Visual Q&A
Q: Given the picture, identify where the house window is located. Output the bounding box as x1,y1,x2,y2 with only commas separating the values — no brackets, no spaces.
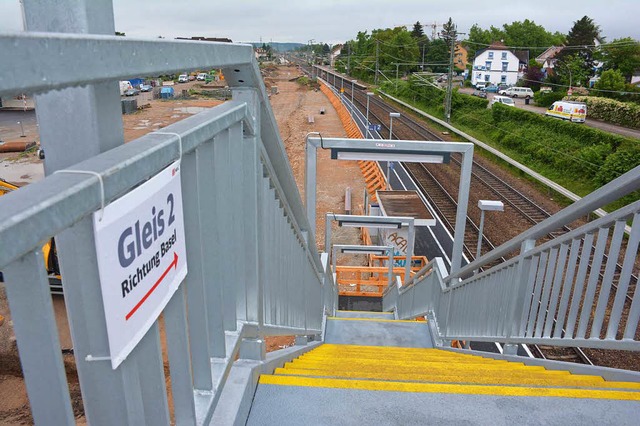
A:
501,52,507,60
501,75,507,83
477,73,482,80
484,75,490,82
502,62,508,71
488,52,494,59
485,61,492,70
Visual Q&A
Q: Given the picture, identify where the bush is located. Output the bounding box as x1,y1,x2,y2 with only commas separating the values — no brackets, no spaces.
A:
534,90,566,107
595,144,640,185
568,96,640,129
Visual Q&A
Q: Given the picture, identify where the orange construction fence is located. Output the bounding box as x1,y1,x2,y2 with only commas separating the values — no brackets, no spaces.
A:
318,81,386,200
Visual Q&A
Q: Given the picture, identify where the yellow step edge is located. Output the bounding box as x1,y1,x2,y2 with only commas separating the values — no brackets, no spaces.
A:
272,369,635,389
290,358,527,369
258,375,640,401
276,368,580,381
336,310,395,314
300,353,511,362
326,317,425,324
315,344,458,352
282,365,570,377
298,357,512,366
286,361,540,373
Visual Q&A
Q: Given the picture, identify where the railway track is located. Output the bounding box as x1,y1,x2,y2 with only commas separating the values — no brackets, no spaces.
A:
314,67,640,366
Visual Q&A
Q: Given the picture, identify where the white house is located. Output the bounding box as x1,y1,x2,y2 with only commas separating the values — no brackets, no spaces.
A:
330,44,343,68
471,41,528,87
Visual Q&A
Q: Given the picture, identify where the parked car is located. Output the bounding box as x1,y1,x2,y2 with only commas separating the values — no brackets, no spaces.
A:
539,86,553,93
178,74,188,83
472,90,487,99
475,81,487,89
545,101,587,123
499,87,534,98
490,95,516,107
482,85,499,93
196,73,208,81
139,84,152,92
124,88,139,96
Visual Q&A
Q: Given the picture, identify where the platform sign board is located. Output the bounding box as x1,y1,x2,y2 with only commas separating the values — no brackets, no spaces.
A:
93,161,187,369
368,124,382,131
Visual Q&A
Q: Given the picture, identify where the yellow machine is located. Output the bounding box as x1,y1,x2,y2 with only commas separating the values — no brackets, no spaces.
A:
0,179,62,293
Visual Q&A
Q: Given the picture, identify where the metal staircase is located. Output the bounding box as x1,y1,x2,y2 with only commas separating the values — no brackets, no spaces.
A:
1,2,639,425
249,312,640,425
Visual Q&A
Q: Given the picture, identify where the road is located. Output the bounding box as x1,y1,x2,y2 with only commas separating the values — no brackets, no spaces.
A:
458,87,640,140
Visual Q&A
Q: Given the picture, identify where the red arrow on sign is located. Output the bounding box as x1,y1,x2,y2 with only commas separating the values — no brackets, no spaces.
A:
125,252,178,321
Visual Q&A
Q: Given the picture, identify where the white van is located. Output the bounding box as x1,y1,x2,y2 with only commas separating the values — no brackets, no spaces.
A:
498,87,534,98
490,95,515,107
545,101,587,123
178,74,188,83
196,73,208,81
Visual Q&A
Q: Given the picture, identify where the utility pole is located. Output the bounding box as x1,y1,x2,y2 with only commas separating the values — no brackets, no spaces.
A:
444,33,455,123
442,18,459,124
375,39,379,85
347,43,351,76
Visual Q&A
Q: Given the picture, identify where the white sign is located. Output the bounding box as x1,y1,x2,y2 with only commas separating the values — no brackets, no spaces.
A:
93,161,187,369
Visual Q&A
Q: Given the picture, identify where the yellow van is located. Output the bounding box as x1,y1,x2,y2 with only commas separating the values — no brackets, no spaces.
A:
545,101,587,123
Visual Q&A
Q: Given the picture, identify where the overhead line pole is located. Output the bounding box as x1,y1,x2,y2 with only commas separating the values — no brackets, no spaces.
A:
375,39,380,85
444,31,456,123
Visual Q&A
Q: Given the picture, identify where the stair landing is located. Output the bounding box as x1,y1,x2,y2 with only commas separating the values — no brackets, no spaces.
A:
324,313,431,348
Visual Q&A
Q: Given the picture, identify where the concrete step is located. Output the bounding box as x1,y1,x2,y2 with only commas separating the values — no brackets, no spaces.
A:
324,317,432,348
334,310,395,319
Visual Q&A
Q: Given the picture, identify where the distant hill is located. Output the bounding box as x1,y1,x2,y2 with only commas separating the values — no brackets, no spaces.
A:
244,42,304,52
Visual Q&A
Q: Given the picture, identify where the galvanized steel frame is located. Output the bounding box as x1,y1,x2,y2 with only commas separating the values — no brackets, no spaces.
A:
0,3,331,424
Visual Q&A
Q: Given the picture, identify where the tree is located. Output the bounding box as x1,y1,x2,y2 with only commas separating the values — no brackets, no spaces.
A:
411,22,425,40
554,54,591,88
523,61,544,90
594,69,626,96
561,16,602,77
600,37,640,82
501,20,565,56
424,39,449,72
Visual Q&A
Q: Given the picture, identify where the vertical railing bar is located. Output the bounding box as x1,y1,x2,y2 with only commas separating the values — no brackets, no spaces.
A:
565,232,595,338
613,213,640,339
198,139,226,358
214,127,237,331
519,254,540,336
543,243,569,338
591,219,626,338
232,126,247,324
577,227,610,339
526,251,548,337
164,286,197,425
136,322,171,425
3,250,75,426
624,274,640,340
181,149,213,391
554,238,582,338
535,247,559,338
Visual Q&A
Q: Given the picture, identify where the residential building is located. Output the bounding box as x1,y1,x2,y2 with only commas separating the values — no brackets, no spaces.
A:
454,42,468,71
535,46,564,74
471,41,529,87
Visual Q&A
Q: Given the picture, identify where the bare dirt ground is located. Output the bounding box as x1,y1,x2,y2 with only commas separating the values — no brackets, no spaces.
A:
0,65,367,423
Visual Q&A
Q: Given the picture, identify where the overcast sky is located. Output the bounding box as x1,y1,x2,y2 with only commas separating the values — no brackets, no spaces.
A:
1,0,638,45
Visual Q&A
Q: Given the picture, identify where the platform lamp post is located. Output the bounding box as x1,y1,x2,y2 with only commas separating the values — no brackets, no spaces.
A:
365,92,374,138
476,200,504,259
387,112,401,189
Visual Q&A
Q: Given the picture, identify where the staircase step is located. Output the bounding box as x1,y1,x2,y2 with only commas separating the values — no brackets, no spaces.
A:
259,375,640,401
335,310,395,319
274,368,640,390
285,360,542,373
324,318,432,348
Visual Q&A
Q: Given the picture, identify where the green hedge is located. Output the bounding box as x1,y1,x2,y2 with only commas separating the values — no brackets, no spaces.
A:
533,90,566,107
568,96,640,129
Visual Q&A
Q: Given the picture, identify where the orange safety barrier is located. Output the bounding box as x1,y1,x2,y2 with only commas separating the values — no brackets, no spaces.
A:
335,265,413,297
318,81,387,200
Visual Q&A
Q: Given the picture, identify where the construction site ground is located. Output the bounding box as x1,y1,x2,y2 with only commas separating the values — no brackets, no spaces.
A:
0,66,367,423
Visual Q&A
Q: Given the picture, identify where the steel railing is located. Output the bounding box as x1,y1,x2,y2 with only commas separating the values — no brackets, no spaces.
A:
0,14,333,426
385,165,640,352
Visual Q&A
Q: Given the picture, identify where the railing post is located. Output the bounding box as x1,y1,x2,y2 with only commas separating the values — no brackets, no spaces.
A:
233,87,266,358
3,251,75,425
21,2,168,423
504,238,536,353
